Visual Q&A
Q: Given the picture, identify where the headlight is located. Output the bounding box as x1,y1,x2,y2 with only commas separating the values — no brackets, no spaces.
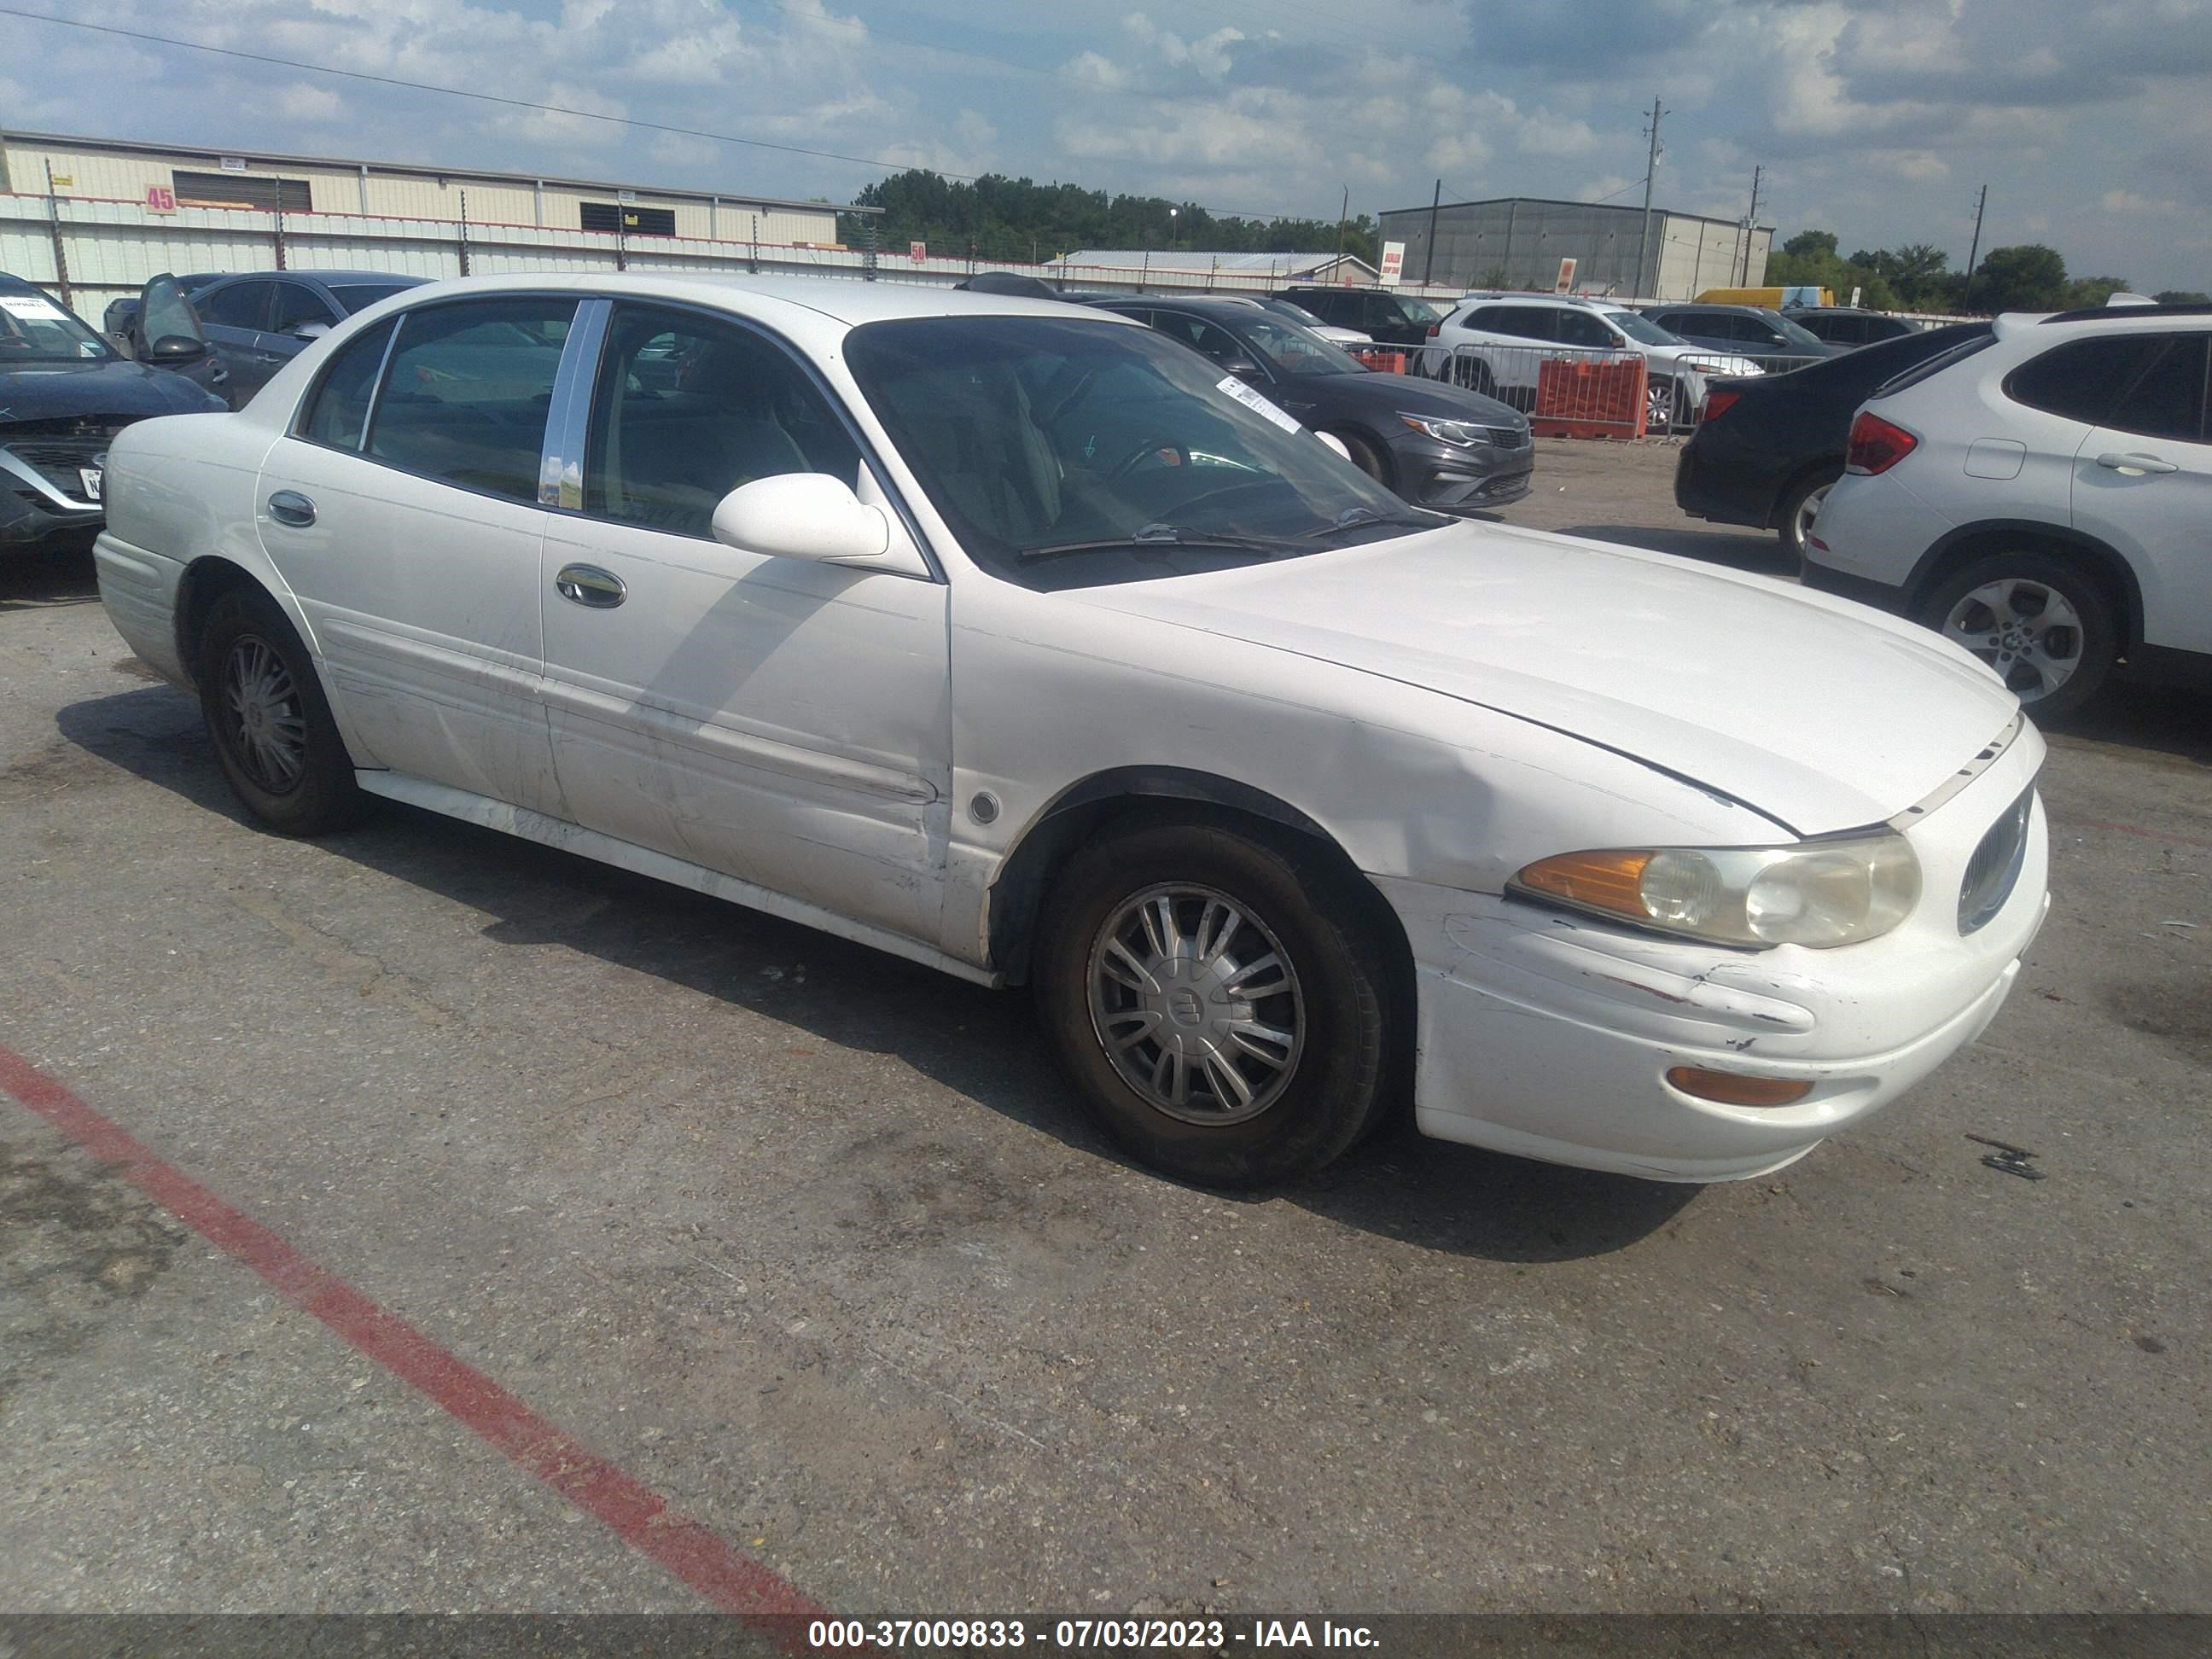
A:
1511,830,1921,949
1400,413,1491,448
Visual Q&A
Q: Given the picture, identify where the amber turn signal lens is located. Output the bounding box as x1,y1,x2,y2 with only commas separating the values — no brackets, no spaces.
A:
1665,1067,1815,1108
1515,849,1652,918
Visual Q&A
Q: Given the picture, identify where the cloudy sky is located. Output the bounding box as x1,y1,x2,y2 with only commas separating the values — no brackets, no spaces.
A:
3,0,2207,288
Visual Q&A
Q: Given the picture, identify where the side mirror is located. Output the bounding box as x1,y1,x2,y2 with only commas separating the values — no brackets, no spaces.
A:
1314,431,1352,462
1220,358,1264,381
288,320,332,344
712,473,889,564
147,334,208,363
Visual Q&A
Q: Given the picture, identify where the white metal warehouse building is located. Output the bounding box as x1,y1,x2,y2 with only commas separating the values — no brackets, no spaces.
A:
1377,196,1773,301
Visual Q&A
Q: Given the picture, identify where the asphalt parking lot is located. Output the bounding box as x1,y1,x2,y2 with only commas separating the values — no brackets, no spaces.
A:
3,437,2208,1618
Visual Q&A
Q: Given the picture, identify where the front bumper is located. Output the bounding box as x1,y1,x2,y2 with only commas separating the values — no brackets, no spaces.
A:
1375,722,2050,1182
1391,433,1534,513
1,478,103,555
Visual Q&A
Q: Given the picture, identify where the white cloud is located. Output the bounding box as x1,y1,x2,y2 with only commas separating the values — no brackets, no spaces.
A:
274,82,343,122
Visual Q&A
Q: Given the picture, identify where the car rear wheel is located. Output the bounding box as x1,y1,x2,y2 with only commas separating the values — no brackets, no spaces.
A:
1917,552,2118,722
1034,817,1400,1187
197,587,372,835
1776,468,1842,563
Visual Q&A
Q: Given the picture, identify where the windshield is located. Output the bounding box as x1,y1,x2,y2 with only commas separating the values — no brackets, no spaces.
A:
846,316,1424,588
1237,313,1362,377
1604,310,1682,346
329,282,415,315
0,289,115,363
1398,296,1445,325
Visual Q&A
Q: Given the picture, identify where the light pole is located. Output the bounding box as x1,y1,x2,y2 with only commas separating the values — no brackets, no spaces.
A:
1168,206,1178,252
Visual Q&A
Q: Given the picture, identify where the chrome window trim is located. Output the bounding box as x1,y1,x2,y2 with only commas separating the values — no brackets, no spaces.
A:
0,444,105,514
541,296,613,509
289,312,405,455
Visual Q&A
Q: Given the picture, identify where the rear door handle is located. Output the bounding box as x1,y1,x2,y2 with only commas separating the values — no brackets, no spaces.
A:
2095,451,2180,474
266,491,315,527
555,563,626,608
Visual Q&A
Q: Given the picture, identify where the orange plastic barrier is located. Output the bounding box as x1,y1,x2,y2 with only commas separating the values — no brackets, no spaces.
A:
1348,347,1406,375
1532,358,1647,439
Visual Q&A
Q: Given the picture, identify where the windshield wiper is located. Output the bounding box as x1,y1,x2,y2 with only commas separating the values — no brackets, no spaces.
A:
1299,504,1447,540
1018,522,1301,562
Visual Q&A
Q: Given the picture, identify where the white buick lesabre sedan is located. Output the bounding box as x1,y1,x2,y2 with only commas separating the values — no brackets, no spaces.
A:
94,274,2049,1188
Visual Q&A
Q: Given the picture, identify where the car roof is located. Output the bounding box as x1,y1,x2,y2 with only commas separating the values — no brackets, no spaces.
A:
1089,294,1256,317
1995,304,2212,340
2031,300,2212,327
1649,302,1773,315
201,269,431,288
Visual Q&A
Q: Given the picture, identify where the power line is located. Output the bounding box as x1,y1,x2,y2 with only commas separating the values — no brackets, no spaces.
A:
0,3,1330,224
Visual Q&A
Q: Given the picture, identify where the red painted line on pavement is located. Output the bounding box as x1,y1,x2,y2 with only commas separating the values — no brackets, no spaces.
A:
0,1045,824,1635
2057,817,2212,853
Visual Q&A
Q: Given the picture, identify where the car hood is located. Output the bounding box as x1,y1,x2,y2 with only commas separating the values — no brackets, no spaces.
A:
1062,523,2017,835
1648,343,1763,375
1297,367,1526,428
0,357,220,422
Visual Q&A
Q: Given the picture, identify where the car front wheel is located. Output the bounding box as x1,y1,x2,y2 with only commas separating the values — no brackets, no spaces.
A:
197,586,372,835
1035,817,1400,1187
1918,551,2118,721
1647,376,1681,433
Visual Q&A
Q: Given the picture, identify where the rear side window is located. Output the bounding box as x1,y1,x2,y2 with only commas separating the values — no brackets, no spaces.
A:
366,299,575,502
1470,306,1555,340
197,281,272,331
2105,336,2209,442
1870,332,1997,398
267,282,334,335
299,317,397,451
2002,336,2167,424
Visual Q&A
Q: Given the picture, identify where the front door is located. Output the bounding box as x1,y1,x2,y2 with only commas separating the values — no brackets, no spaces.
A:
538,300,953,945
2072,332,2212,656
255,295,577,813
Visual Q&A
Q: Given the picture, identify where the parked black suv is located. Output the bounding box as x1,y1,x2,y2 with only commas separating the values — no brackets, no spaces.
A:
1274,286,1446,348
1782,306,1922,348
1091,294,1534,512
2,273,228,558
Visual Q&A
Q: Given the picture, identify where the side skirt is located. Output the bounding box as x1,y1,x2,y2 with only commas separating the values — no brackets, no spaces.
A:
355,770,1004,989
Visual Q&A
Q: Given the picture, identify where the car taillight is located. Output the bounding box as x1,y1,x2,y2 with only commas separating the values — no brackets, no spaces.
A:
1426,323,1440,338
1846,410,1918,475
1703,388,1742,422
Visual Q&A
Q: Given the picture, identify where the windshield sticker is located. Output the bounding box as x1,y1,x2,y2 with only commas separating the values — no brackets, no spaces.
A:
1216,375,1303,434
1,294,70,322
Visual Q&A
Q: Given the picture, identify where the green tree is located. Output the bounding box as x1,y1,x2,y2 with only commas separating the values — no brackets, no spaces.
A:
1969,245,2069,311
2155,288,2211,304
2060,275,2133,309
1782,229,1838,259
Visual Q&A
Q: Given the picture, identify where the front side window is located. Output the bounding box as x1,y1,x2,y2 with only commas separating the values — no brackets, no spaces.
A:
2105,335,2209,443
300,318,398,451
329,282,414,316
1604,310,1682,346
1149,313,1250,370
197,282,273,331
845,315,1420,590
585,304,860,537
366,299,574,502
2005,336,2167,426
1557,311,1621,348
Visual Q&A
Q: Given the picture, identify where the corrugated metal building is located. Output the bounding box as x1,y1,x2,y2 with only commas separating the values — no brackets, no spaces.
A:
0,130,852,249
1044,249,1380,288
1377,197,1772,301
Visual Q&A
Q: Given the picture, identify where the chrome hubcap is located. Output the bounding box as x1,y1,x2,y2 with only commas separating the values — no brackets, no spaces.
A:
1086,883,1305,1125
222,634,308,793
1793,483,1829,550
1941,578,2083,701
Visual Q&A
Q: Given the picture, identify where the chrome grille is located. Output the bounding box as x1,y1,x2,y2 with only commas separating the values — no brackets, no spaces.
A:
3,436,108,503
1959,786,2034,935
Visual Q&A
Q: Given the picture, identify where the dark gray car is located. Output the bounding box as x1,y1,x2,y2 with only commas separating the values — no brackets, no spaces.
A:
1090,294,1534,513
118,269,427,406
1639,303,1840,371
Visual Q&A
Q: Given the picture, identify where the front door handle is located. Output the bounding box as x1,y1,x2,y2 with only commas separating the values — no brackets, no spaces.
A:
555,563,626,608
2095,451,2180,474
266,491,315,527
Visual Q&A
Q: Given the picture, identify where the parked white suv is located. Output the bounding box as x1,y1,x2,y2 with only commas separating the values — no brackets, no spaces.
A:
1805,304,2212,719
1427,294,1764,430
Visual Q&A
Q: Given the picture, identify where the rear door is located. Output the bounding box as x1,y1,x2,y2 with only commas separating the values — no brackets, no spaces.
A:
193,279,279,403
2070,332,2212,655
254,295,576,813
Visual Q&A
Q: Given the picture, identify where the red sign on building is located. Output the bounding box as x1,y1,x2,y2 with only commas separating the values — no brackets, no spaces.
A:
911,241,928,265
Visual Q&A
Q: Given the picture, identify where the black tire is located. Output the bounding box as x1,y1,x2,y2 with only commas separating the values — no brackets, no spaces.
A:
1774,466,1842,564
1452,357,1498,399
1332,429,1390,488
197,586,373,835
1914,550,2119,723
1034,816,1400,1188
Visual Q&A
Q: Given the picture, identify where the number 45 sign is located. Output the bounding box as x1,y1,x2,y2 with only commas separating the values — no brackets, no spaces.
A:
145,185,178,214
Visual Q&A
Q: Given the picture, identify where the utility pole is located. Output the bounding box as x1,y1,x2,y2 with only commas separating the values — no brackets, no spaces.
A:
1637,96,1666,300
1421,178,1442,287
1335,183,1348,266
1961,184,1988,312
1738,164,1761,285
